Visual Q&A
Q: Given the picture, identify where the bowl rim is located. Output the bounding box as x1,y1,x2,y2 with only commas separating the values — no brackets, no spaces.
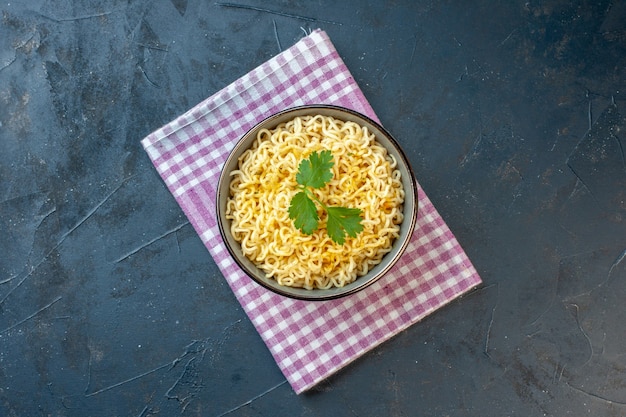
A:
216,104,418,301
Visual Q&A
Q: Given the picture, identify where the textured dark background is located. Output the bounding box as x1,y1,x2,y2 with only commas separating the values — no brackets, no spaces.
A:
1,1,625,416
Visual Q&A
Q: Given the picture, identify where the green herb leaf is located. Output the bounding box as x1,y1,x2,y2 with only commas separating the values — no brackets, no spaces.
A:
289,150,363,244
296,150,334,189
288,191,319,235
326,206,364,245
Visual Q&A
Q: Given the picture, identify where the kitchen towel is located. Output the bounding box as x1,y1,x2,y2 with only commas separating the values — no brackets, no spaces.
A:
141,29,482,394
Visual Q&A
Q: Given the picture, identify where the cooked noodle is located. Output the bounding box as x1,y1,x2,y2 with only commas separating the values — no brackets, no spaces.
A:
225,114,404,289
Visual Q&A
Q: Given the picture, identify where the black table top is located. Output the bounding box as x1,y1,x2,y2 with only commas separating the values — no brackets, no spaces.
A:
2,1,625,416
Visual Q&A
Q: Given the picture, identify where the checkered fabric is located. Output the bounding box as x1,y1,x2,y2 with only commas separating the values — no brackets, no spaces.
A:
141,29,482,394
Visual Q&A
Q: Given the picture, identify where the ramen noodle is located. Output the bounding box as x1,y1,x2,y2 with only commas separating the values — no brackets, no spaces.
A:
225,114,405,289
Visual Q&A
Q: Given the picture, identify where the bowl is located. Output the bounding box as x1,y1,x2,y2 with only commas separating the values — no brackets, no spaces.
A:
216,105,418,301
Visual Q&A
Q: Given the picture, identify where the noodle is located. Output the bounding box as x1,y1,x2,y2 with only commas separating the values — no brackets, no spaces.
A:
225,115,405,290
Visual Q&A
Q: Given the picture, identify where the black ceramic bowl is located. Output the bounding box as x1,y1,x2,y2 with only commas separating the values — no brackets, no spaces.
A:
216,105,418,300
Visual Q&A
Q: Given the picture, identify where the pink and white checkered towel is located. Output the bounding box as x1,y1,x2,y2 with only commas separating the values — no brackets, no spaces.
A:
141,29,482,394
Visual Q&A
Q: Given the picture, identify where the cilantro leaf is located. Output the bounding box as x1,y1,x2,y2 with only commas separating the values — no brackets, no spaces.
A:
289,150,364,244
288,191,319,235
326,206,364,245
296,150,334,189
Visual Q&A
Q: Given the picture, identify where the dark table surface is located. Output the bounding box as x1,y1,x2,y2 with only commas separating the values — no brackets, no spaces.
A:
2,1,625,416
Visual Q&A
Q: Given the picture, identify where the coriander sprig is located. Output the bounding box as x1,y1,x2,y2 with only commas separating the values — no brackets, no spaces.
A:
288,150,363,245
